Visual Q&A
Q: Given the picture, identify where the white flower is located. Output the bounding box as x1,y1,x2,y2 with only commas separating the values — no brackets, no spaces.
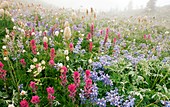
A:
20,90,27,96
66,56,69,61
55,31,59,36
78,31,81,33
89,39,92,42
49,38,51,41
43,36,48,42
30,65,35,69
60,29,63,32
33,58,37,62
58,63,63,68
37,52,40,55
88,59,93,64
37,67,42,73
165,31,169,34
31,32,35,36
2,45,6,49
41,60,45,65
11,18,15,22
27,69,32,72
82,34,84,36
4,57,8,61
8,104,15,107
64,50,69,55
64,21,70,28
13,26,17,30
5,35,9,38
22,50,26,53
21,29,25,34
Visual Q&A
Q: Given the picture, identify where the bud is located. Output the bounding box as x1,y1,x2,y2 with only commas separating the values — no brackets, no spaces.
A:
43,36,48,43
64,27,71,41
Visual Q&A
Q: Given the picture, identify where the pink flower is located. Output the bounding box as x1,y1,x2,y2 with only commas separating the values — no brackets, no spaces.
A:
20,59,26,66
47,94,56,101
100,30,103,35
0,62,4,68
85,70,91,80
73,71,80,87
20,100,29,107
60,66,68,87
50,48,55,60
103,33,108,45
86,33,91,40
29,81,37,93
46,87,55,95
69,43,74,52
49,59,55,66
68,84,76,101
89,41,93,52
43,42,48,51
31,95,40,104
30,39,36,47
90,23,94,36
113,38,117,44
0,69,7,80
84,78,92,98
144,34,147,39
118,32,121,38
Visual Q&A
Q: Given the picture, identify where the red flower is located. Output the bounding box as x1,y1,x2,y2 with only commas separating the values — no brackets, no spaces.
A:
68,84,76,98
84,78,92,98
20,59,26,66
86,33,91,40
47,94,56,101
43,42,48,51
85,70,91,80
29,81,37,93
0,62,4,68
46,87,55,95
20,100,29,107
31,95,40,104
60,66,68,87
0,69,7,80
89,41,93,52
73,71,80,87
113,38,117,44
49,59,55,66
50,48,55,60
69,43,74,52
90,23,94,36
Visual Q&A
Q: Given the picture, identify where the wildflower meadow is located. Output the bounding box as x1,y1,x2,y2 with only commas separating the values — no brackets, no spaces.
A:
0,0,170,107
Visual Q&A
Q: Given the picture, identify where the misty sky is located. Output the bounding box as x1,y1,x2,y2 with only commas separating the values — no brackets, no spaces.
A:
40,0,170,11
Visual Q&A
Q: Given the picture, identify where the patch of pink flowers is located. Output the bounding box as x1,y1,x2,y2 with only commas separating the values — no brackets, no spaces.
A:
0,62,7,80
50,48,55,60
60,66,68,87
46,87,55,106
68,84,76,102
20,99,29,107
29,81,38,93
31,95,40,104
73,71,80,88
30,39,37,55
20,58,26,66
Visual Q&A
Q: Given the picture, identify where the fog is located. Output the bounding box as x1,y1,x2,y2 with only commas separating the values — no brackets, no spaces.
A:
38,0,170,11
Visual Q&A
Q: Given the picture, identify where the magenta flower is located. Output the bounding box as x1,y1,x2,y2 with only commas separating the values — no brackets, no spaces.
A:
20,59,26,66
68,84,76,102
30,39,37,55
50,48,55,60
43,42,48,51
113,37,117,45
49,59,55,66
46,87,55,95
60,66,68,87
89,41,93,52
86,33,91,40
0,69,7,80
29,81,37,93
69,43,74,52
84,78,92,98
31,95,40,104
90,23,94,36
85,70,91,80
73,71,80,87
20,100,29,107
0,61,4,68
47,94,56,101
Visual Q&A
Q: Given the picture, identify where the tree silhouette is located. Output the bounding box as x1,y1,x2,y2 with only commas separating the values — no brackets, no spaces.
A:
146,0,157,12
